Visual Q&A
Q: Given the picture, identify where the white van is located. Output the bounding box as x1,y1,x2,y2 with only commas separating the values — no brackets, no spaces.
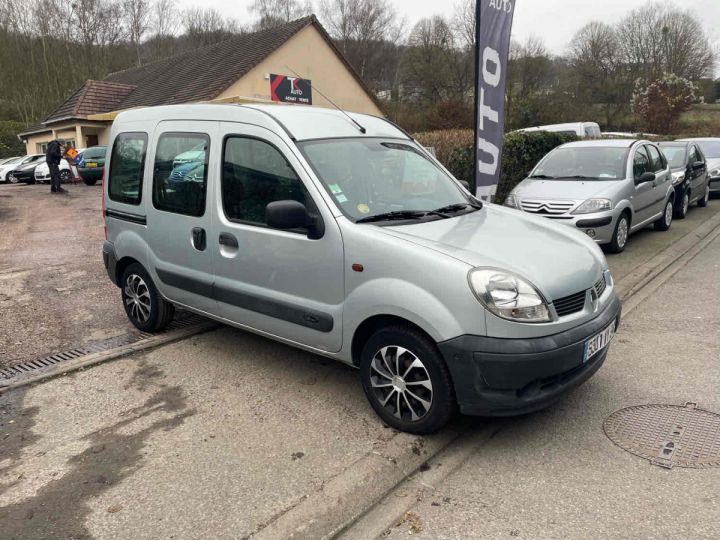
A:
516,122,602,139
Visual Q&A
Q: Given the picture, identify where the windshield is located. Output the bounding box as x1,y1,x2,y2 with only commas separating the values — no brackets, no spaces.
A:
298,138,474,222
695,141,720,159
659,146,687,168
531,146,629,180
83,146,106,159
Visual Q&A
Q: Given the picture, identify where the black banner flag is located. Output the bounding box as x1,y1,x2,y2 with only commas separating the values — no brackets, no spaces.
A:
474,0,516,200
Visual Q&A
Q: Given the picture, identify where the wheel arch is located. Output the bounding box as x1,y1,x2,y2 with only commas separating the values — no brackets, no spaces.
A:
114,256,143,287
351,315,437,367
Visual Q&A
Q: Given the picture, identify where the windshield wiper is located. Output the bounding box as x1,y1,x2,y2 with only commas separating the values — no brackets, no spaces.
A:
557,175,600,180
432,202,483,214
529,174,556,179
356,210,430,224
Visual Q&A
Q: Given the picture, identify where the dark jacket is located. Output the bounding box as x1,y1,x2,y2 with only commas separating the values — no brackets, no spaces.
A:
46,140,61,165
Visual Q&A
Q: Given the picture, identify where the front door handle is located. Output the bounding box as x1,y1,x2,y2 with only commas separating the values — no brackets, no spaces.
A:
219,232,239,249
192,227,206,251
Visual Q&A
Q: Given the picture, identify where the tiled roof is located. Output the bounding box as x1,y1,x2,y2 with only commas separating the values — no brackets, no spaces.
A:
104,16,317,108
44,80,136,123
38,15,381,128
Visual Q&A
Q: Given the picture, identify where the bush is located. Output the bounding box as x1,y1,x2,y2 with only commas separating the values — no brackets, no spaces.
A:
415,129,578,203
0,121,27,158
631,74,699,134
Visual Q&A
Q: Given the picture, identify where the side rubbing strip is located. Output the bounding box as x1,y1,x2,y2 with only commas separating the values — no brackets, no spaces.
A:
214,285,334,333
154,268,333,333
156,269,214,299
105,209,147,225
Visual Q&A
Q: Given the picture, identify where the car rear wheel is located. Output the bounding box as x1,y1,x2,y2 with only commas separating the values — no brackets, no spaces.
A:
360,325,455,434
698,185,710,207
654,199,673,231
674,192,689,219
120,263,175,332
83,177,97,186
60,170,71,183
608,214,629,254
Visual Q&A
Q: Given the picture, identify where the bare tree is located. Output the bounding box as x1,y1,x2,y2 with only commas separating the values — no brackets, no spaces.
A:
152,0,179,37
124,0,150,66
451,0,475,51
183,7,241,47
250,0,312,30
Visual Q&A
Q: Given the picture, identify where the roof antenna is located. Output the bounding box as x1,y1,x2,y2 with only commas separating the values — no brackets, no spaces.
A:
284,65,366,134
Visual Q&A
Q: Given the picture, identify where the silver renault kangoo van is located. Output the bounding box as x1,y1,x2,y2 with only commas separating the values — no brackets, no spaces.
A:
103,104,621,433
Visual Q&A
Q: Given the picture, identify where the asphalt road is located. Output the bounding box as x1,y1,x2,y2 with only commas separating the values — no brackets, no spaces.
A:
0,183,719,539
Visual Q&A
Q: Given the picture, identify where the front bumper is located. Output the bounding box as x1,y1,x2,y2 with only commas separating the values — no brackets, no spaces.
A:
439,294,622,416
709,175,720,193
512,207,618,244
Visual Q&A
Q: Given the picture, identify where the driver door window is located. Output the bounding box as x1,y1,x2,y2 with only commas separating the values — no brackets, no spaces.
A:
633,148,651,180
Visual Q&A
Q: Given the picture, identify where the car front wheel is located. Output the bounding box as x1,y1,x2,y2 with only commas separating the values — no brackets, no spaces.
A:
360,325,455,434
608,214,629,254
698,185,710,207
654,199,673,231
60,170,72,183
120,263,175,332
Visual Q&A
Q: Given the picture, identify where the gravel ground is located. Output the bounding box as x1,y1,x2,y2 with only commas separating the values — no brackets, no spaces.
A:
0,183,131,369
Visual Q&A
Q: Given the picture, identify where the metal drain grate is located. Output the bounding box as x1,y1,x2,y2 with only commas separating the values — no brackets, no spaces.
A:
604,402,720,469
0,312,208,383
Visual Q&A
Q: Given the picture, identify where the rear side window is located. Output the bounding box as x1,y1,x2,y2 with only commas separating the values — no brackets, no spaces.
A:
152,133,209,217
646,145,666,172
108,133,147,205
633,147,651,179
222,136,310,226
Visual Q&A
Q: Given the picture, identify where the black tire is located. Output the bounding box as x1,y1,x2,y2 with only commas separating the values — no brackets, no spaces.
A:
120,263,174,332
697,185,710,207
674,191,689,219
654,199,673,231
607,214,629,254
83,177,97,186
360,325,455,434
60,170,72,183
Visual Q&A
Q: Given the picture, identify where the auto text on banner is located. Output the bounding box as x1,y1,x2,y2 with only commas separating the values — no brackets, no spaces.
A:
474,0,516,201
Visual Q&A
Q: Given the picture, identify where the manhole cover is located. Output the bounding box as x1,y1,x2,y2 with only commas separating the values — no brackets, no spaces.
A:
604,402,720,469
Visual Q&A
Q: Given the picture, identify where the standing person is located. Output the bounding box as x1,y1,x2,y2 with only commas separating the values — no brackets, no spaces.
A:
46,139,67,194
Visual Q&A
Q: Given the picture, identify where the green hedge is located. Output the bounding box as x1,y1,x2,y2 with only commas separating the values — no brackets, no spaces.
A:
415,130,578,203
0,121,27,158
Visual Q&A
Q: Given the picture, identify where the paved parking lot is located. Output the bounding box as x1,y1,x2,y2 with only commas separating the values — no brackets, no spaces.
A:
0,182,718,538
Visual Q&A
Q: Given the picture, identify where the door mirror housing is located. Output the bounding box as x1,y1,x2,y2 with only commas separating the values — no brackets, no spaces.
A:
459,180,470,191
266,200,324,240
635,171,655,185
692,161,705,170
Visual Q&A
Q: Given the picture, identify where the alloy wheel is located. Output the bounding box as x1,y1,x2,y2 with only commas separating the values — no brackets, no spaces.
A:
369,346,433,421
616,217,628,249
682,194,689,216
704,187,710,204
124,273,151,323
8,173,18,184
665,201,673,226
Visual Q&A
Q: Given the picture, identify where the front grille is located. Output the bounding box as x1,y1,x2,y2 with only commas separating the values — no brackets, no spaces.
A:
520,199,575,215
594,275,607,298
553,290,587,317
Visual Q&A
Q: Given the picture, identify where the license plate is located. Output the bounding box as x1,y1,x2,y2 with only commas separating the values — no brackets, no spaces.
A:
583,321,616,362
86,162,97,168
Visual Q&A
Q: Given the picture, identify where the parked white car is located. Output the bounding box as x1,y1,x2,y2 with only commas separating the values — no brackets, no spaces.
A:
516,122,602,139
35,159,73,183
0,156,27,182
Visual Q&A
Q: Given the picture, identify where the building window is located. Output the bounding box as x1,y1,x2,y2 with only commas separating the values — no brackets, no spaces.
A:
152,133,209,217
108,132,148,205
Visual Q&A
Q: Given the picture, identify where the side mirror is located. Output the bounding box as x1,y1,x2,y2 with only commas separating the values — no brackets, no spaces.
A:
266,200,324,240
635,171,655,185
692,161,705,170
459,180,470,191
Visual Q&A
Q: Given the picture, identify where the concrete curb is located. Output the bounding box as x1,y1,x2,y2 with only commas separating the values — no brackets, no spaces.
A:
251,424,468,540
0,321,219,395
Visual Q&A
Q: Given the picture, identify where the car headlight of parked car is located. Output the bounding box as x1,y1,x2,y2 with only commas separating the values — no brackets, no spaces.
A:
504,194,519,209
671,171,685,185
468,268,551,323
710,167,720,177
572,198,612,214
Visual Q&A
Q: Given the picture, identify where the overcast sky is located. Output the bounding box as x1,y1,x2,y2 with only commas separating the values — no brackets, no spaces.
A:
175,0,720,60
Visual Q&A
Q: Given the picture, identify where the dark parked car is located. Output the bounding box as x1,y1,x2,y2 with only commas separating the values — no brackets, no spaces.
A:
8,154,45,184
658,141,710,218
677,138,720,196
77,145,107,186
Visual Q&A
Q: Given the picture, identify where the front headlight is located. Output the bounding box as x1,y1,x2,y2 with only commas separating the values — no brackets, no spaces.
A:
504,194,519,209
572,198,612,214
710,167,720,177
672,172,685,186
468,268,551,323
